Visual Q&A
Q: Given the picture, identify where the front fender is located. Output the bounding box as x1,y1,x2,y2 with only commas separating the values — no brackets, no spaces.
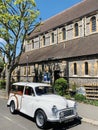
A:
34,102,54,120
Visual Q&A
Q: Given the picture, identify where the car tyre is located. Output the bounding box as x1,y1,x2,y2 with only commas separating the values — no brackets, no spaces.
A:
35,110,47,129
10,101,16,114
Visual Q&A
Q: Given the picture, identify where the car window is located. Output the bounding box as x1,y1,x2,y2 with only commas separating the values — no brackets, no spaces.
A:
24,86,35,96
35,86,53,95
10,85,24,95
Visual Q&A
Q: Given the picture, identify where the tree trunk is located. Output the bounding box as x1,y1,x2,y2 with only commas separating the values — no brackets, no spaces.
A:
6,68,11,97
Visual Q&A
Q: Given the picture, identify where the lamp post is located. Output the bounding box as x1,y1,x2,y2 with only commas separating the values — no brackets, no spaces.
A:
26,55,28,81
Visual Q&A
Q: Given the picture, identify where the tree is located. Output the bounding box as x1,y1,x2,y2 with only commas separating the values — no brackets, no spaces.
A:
0,0,39,96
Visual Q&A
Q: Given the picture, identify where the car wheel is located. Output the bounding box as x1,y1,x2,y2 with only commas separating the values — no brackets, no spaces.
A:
35,110,47,129
10,101,16,114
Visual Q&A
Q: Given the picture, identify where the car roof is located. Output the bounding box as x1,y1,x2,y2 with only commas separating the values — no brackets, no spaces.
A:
12,82,51,88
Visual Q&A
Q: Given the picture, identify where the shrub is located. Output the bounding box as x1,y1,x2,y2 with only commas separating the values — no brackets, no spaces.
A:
54,78,68,96
69,82,78,97
74,94,86,102
65,94,71,99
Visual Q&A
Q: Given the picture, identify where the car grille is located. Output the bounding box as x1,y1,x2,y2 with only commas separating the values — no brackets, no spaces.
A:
64,109,74,116
59,108,75,121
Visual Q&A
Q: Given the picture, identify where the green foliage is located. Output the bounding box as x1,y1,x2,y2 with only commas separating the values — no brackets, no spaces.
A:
0,0,39,41
84,99,98,106
64,94,71,99
74,94,86,102
0,0,39,60
0,80,6,89
14,0,36,6
74,94,98,106
54,78,68,96
0,0,39,92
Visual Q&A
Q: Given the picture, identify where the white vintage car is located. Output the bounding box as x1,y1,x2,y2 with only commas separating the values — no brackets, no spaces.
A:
7,82,79,129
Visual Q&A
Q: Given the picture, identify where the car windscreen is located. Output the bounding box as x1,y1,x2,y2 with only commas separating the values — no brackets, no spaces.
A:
35,86,53,95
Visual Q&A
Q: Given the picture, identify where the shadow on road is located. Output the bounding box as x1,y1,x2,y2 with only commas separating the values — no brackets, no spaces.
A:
19,112,82,130
49,117,82,130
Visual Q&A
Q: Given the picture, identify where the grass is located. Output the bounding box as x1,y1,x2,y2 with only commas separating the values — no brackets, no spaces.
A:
64,94,98,107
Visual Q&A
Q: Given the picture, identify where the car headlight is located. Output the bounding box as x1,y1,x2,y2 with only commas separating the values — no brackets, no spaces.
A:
52,105,58,115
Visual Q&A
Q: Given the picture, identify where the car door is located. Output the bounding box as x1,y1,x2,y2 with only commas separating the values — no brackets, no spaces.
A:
20,86,36,117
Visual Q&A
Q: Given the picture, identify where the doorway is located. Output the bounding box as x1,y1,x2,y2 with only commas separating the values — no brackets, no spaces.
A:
54,70,60,82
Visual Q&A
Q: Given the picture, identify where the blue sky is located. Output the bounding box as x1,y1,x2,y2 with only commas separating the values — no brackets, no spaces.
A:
35,0,82,21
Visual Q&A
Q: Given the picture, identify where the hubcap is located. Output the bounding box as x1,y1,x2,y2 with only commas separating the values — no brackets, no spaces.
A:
36,113,44,126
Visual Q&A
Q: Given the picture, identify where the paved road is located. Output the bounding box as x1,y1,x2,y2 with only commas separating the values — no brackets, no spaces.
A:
0,98,98,130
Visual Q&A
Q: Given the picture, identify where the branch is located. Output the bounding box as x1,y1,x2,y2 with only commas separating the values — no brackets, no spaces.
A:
7,2,18,15
0,47,9,56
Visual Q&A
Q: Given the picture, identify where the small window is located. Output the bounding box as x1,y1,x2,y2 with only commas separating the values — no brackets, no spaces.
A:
62,28,66,40
51,33,54,43
74,23,79,37
24,67,26,75
85,62,88,75
90,16,96,32
74,63,77,75
43,36,45,45
28,66,31,75
32,40,34,49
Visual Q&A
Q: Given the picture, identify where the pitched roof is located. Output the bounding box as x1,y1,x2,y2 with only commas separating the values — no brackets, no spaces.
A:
28,0,98,39
19,33,98,65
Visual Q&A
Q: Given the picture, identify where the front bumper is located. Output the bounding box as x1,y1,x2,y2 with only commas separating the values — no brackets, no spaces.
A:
48,108,78,123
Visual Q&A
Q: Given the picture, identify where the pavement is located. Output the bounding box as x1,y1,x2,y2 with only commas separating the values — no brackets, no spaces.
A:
77,102,98,126
0,90,98,126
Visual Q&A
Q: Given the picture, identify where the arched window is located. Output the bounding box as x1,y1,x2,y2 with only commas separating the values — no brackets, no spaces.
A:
24,67,26,75
62,28,66,40
85,62,88,75
43,36,45,45
74,23,79,37
32,40,34,49
90,16,96,32
74,63,77,75
28,66,31,75
51,33,54,43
